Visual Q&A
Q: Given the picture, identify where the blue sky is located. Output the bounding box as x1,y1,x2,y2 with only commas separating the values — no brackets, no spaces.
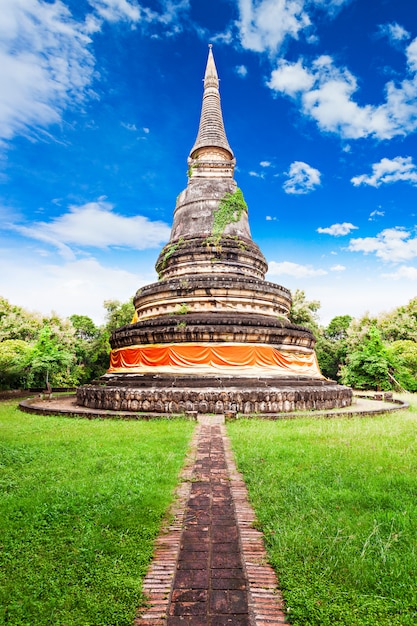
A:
1,0,417,326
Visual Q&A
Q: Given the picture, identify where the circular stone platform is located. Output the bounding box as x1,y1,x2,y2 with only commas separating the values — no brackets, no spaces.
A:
19,393,409,420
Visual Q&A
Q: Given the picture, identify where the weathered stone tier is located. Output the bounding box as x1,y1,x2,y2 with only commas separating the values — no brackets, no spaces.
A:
133,275,291,321
156,236,267,281
168,179,251,245
111,313,314,350
77,378,352,414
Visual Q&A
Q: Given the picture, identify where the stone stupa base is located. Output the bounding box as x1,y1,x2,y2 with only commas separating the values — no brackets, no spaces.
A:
76,374,352,415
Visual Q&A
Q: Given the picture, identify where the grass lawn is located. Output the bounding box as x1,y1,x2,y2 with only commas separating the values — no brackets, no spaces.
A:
227,395,417,626
0,401,194,626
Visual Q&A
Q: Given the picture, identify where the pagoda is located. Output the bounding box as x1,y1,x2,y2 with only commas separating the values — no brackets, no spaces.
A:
77,46,352,414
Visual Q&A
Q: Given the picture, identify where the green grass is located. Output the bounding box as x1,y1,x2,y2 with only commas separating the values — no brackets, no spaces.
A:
0,401,194,626
227,395,417,626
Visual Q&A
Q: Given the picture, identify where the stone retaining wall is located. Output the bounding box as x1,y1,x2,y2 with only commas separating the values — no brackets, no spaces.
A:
77,384,352,414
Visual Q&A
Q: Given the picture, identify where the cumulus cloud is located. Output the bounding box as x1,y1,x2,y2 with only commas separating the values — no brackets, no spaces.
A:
268,260,327,277
7,199,171,259
236,0,350,55
283,161,321,194
348,227,417,262
330,264,346,271
268,58,314,94
236,0,310,55
351,156,417,187
378,22,410,45
317,222,358,236
382,265,417,280
267,37,417,140
260,160,271,167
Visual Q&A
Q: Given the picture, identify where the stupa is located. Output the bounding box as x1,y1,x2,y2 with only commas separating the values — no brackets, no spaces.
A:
77,46,352,415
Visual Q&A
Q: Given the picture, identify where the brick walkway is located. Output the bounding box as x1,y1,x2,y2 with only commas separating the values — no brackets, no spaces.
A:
136,419,287,625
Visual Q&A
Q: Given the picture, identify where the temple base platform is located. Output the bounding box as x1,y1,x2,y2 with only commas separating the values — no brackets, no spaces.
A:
76,374,352,415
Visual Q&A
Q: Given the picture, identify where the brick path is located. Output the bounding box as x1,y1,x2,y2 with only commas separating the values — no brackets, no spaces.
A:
136,419,288,625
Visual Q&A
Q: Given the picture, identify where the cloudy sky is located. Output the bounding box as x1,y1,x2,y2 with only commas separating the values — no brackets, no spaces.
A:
1,0,417,325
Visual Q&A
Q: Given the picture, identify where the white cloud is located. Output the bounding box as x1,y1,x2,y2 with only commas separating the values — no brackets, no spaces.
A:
88,0,142,23
351,156,417,187
236,64,248,78
265,215,277,221
0,0,189,147
237,0,351,55
378,22,410,44
267,38,417,140
0,0,95,145
317,222,358,236
0,250,145,324
330,264,346,271
348,227,417,262
382,265,417,280
6,200,171,259
268,59,314,95
369,209,385,220
283,161,321,194
121,122,138,131
87,0,189,26
249,170,264,178
268,260,327,277
260,160,271,167
237,0,310,55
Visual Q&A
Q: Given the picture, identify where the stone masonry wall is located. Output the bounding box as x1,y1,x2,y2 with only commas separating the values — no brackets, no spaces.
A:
77,384,352,415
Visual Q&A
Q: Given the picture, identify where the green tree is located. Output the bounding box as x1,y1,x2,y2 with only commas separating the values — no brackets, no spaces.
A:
103,298,135,334
289,289,320,334
0,297,43,342
69,315,110,383
0,339,31,389
325,315,352,341
341,326,395,390
24,325,76,388
387,340,417,392
316,315,353,381
378,297,417,342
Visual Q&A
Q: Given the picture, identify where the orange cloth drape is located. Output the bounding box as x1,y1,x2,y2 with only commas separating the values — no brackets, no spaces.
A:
108,343,322,377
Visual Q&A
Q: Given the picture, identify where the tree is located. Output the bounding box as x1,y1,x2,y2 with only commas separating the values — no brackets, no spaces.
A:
325,315,352,341
0,297,43,342
69,315,110,383
69,315,100,341
378,297,417,342
24,325,76,388
0,339,31,389
103,298,135,334
341,326,395,391
289,289,320,334
387,340,417,392
315,315,353,381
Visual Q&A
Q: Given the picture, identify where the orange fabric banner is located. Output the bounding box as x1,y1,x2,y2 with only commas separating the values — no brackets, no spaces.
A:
108,343,323,377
